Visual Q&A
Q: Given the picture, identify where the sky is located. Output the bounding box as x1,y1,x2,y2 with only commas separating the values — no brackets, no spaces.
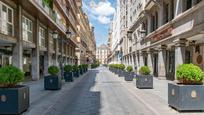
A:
82,0,116,46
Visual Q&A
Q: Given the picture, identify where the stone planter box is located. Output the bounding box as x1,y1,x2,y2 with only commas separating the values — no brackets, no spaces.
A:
64,72,73,82
124,71,134,81
44,75,62,90
118,70,124,77
136,75,153,89
168,83,204,111
74,71,80,77
0,85,29,114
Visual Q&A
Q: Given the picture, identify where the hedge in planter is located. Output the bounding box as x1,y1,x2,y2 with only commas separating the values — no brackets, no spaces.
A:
64,65,73,82
118,64,125,77
124,66,134,81
44,66,61,90
0,65,29,114
168,64,204,111
136,66,153,89
72,65,80,77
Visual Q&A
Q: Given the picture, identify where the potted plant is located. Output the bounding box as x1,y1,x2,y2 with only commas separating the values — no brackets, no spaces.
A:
44,66,61,90
118,64,125,77
168,64,204,111
0,65,29,114
124,66,134,81
136,66,153,89
64,65,73,82
72,65,79,77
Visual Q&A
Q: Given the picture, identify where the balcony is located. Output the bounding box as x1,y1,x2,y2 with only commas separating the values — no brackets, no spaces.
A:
34,0,57,22
145,0,158,10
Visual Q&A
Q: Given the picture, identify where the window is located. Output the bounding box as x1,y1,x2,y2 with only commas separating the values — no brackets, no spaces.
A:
164,3,169,23
186,0,192,10
39,27,46,47
0,2,13,36
22,16,33,42
49,32,54,50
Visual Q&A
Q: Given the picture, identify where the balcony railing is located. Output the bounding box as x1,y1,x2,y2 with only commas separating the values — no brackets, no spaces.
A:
34,0,57,22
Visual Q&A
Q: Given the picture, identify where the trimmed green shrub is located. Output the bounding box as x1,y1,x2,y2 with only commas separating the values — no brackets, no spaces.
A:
118,64,125,70
91,63,100,68
126,66,133,72
176,64,204,85
72,65,79,72
64,65,72,73
48,66,59,76
0,65,24,88
139,66,151,75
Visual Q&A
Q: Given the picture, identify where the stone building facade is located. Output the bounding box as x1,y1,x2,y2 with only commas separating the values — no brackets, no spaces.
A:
108,0,204,80
96,44,110,64
0,0,95,80
124,0,204,80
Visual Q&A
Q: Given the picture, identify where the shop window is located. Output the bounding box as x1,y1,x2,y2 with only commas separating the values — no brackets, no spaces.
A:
0,2,13,36
22,16,33,42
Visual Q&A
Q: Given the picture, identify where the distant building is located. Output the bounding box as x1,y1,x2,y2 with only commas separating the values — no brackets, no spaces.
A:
96,44,110,64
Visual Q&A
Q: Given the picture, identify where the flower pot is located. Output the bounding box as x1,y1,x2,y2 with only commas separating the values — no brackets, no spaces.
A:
44,75,62,90
64,72,73,82
168,83,204,111
136,75,153,89
0,85,29,114
124,71,134,81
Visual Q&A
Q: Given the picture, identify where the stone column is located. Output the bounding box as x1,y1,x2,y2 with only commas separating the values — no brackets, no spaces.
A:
147,49,153,74
54,39,59,66
158,45,167,79
131,53,135,69
139,51,144,69
44,29,51,76
147,15,151,34
31,19,40,81
174,39,186,79
12,5,23,70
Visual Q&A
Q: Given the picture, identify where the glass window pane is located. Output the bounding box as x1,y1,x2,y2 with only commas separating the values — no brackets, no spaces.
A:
2,5,6,12
8,8,12,23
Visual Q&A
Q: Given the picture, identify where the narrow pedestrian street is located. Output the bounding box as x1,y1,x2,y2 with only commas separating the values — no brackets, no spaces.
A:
24,67,203,115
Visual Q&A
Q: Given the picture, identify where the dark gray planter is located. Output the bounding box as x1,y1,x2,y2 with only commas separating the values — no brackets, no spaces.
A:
124,71,134,81
168,83,204,111
136,75,153,89
64,72,73,82
0,85,29,114
44,75,62,90
74,71,80,77
118,70,124,77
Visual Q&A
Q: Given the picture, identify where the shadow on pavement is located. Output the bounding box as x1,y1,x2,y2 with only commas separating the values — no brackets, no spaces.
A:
43,69,101,115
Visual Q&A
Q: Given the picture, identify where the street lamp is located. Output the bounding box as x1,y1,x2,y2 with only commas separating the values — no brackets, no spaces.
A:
66,30,72,39
52,31,58,39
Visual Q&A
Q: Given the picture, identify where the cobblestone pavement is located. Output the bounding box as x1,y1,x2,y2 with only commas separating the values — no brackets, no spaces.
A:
24,66,204,115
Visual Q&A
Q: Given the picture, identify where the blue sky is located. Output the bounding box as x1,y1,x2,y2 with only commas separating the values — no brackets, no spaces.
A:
82,0,116,46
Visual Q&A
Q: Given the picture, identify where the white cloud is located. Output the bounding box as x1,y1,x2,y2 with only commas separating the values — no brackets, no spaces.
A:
98,16,111,24
92,1,115,16
83,0,115,25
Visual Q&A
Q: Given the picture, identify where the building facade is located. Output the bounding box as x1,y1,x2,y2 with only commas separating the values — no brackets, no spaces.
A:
108,0,204,80
0,0,95,81
108,0,121,64
96,44,109,64
124,0,204,80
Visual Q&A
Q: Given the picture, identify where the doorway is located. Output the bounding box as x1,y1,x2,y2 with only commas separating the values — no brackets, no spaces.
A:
153,53,158,77
166,50,175,80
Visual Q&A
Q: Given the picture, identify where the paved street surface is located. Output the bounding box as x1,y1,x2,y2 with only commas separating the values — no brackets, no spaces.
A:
24,66,204,115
